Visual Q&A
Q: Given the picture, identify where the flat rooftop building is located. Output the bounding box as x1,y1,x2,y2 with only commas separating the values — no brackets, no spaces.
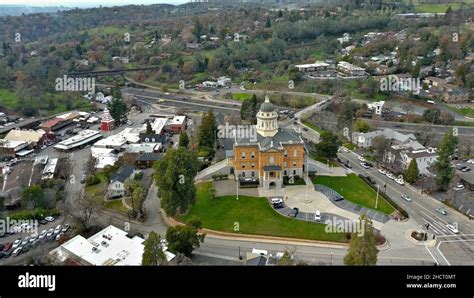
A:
49,225,175,266
54,129,102,151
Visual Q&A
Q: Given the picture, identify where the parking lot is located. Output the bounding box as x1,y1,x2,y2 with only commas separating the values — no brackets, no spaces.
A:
316,185,391,224
0,217,73,265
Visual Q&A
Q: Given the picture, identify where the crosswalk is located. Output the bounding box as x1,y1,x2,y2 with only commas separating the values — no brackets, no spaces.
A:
418,210,454,236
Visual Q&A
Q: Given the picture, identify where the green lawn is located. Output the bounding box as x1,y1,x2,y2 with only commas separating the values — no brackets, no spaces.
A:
105,199,128,214
303,121,325,134
414,3,463,13
310,153,338,167
0,89,19,109
342,142,358,151
312,174,395,215
283,175,307,186
452,107,474,118
180,182,347,242
232,93,253,101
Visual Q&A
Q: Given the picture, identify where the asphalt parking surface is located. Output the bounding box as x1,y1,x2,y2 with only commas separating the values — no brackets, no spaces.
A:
315,185,391,224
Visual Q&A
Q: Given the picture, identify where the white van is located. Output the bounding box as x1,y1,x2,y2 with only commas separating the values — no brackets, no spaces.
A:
252,248,268,256
315,210,321,222
427,100,435,105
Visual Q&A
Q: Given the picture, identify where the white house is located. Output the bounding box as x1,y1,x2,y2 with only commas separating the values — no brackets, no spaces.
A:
367,101,385,115
217,76,231,87
107,164,135,198
352,129,417,148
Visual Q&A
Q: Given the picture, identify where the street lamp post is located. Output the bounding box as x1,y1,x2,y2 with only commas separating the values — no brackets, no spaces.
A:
236,176,239,200
375,184,380,209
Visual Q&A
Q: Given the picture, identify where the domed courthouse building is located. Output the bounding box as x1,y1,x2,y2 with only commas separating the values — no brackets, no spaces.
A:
232,97,306,190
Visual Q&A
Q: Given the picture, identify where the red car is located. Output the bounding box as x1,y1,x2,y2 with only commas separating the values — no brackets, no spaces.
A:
3,242,12,252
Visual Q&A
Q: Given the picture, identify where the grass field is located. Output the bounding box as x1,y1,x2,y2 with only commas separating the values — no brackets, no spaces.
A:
310,153,338,167
232,93,253,101
312,174,395,215
180,182,347,242
0,89,19,109
303,121,325,134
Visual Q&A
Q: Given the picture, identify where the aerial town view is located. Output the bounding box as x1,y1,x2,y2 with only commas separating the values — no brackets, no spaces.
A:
0,0,472,296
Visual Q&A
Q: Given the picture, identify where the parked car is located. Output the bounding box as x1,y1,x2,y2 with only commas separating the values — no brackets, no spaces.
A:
401,194,412,202
461,167,471,172
54,225,62,235
12,239,21,249
454,184,465,191
288,208,299,218
333,195,344,202
395,178,405,185
446,223,459,234
3,242,12,252
378,168,387,175
365,176,376,184
314,210,321,222
360,162,370,169
435,208,447,215
344,162,352,169
61,224,70,233
45,216,55,222
80,175,86,184
39,230,47,241
12,247,22,257
386,173,395,180
20,237,29,246
46,229,54,237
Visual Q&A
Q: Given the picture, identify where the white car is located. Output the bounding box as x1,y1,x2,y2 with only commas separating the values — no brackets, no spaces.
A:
61,224,70,233
395,178,405,185
39,230,47,240
54,225,62,235
358,156,366,162
401,194,412,202
314,210,321,222
13,247,22,257
12,239,21,249
341,147,349,153
446,223,459,234
46,229,54,237
360,162,370,169
45,216,55,222
270,198,283,205
454,184,465,191
386,173,395,180
467,159,473,164
378,168,386,175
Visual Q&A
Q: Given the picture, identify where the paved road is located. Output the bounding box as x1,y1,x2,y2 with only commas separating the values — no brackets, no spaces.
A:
364,119,474,136
338,150,474,265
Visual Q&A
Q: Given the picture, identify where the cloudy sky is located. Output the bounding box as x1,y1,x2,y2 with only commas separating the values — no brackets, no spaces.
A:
0,0,187,7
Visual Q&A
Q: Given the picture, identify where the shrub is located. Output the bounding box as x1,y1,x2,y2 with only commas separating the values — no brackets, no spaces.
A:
86,175,101,186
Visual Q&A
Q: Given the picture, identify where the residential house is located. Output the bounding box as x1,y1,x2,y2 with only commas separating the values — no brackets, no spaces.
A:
107,165,135,198
337,61,366,77
135,153,163,168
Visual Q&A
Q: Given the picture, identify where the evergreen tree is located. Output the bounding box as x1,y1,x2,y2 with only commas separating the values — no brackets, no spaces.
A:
344,214,379,265
435,129,458,190
178,132,190,148
405,159,419,183
142,231,167,266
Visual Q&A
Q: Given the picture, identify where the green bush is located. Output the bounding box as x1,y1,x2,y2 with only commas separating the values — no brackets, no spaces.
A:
86,175,101,186
134,171,144,180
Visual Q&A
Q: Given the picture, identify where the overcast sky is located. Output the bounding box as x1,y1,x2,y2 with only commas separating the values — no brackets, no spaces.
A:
0,0,187,7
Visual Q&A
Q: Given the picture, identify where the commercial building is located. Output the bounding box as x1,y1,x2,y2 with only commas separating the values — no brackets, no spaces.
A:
41,118,72,133
54,130,102,151
49,225,175,266
295,62,330,73
4,129,47,148
0,140,28,157
337,61,366,77
42,158,59,180
165,116,187,134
